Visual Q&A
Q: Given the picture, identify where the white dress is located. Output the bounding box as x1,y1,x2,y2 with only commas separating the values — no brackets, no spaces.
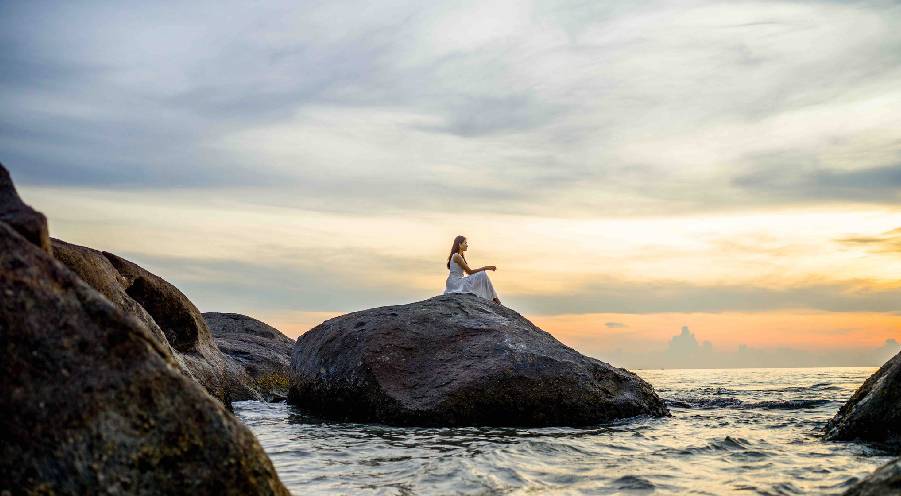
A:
444,256,499,301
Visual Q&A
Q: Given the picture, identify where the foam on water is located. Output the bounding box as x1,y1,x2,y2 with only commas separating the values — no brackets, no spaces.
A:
235,367,893,495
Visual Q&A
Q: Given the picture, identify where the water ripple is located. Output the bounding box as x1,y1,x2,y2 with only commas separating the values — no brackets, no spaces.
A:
235,367,893,495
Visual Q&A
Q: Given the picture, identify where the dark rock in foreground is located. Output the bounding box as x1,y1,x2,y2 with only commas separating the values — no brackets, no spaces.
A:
843,458,901,496
51,238,178,353
51,238,258,405
205,312,295,401
0,161,51,254
825,349,901,448
289,293,669,426
0,221,289,495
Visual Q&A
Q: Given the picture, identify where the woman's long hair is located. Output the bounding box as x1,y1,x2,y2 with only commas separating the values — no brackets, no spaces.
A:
447,235,467,269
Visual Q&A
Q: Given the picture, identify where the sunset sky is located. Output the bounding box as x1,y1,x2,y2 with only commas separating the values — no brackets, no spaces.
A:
2,0,899,367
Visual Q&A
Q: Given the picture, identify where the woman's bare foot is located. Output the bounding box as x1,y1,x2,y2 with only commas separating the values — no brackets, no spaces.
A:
493,297,502,305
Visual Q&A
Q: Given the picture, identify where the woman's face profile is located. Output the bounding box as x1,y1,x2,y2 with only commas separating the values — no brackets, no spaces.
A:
460,239,468,251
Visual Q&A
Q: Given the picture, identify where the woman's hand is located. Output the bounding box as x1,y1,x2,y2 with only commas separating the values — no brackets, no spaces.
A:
485,265,497,271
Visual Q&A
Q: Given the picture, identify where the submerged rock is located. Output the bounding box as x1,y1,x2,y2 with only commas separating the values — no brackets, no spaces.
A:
825,349,901,448
0,220,289,495
0,162,51,254
205,312,295,401
51,238,258,404
843,458,901,496
289,293,669,426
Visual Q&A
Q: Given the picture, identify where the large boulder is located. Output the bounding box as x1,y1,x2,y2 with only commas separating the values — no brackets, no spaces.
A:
825,349,901,448
205,312,295,402
51,238,258,405
0,220,289,495
51,238,176,351
0,163,50,254
843,458,901,496
289,293,669,426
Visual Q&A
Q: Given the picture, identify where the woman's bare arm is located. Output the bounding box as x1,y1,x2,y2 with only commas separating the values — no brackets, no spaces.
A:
453,253,496,275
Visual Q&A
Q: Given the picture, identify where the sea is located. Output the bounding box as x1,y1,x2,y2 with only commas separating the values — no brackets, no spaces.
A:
234,367,894,495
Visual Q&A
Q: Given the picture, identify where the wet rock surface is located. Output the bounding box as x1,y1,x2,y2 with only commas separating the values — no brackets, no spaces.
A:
0,220,289,495
825,349,901,448
844,458,901,496
289,293,669,426
205,312,295,402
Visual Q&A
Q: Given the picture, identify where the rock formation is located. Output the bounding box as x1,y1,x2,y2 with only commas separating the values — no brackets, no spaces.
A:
50,238,178,353
289,293,669,426
843,458,901,496
825,349,901,448
0,183,288,493
0,161,51,254
51,238,258,404
205,312,295,402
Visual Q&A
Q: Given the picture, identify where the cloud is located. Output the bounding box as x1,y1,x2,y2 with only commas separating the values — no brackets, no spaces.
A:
659,326,714,368
599,325,901,369
605,321,627,328
508,279,901,314
839,227,901,254
734,163,901,205
114,250,430,316
3,0,901,215
668,326,712,353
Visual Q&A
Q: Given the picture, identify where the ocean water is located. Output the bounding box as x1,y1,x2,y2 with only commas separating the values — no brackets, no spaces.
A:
235,367,894,495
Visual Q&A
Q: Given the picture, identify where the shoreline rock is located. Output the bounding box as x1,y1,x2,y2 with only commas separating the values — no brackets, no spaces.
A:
825,349,901,449
843,458,901,496
51,238,259,405
205,312,295,402
0,219,289,495
0,161,51,254
289,293,669,427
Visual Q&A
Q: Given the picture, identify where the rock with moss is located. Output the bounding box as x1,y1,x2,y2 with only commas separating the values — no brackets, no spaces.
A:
205,312,295,402
843,458,901,496
0,220,289,495
289,293,669,426
825,349,901,448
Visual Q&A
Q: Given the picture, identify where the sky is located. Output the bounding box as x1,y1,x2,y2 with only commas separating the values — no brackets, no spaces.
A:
2,0,899,368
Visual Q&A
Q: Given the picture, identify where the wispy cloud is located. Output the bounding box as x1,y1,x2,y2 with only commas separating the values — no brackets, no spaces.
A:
734,163,901,204
4,0,900,365
3,0,901,215
839,227,901,254
510,279,901,314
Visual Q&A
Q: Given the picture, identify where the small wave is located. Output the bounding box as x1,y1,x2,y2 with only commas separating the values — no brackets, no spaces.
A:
610,475,655,491
675,436,757,455
665,397,831,410
713,435,750,450
810,382,838,389
781,383,842,393
665,397,743,409
694,387,739,395
750,399,832,410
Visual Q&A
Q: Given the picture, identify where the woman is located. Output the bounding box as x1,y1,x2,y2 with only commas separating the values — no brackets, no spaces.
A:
444,235,501,304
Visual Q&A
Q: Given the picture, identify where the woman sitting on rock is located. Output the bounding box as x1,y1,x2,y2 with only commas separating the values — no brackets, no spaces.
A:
444,235,501,305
